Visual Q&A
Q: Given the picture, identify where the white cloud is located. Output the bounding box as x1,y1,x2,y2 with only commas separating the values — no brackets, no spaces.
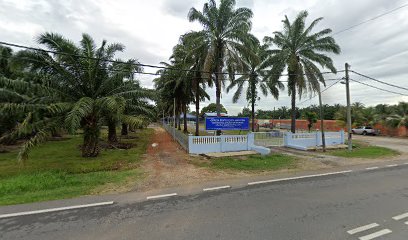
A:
1,0,407,114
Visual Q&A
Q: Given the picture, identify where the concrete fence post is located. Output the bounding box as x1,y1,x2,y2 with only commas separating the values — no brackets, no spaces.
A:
247,133,254,150
283,132,289,147
340,130,345,144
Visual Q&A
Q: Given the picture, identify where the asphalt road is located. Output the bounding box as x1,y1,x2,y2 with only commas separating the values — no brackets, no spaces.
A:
1,166,408,240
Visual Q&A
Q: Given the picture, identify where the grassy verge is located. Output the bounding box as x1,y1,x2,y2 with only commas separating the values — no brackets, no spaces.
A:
328,141,399,158
0,128,153,205
196,154,296,171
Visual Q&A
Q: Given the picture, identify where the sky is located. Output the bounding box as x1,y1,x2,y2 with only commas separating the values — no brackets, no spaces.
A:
1,0,408,115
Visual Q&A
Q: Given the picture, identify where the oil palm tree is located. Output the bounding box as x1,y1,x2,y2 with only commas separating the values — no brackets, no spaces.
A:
188,0,255,134
226,41,284,131
1,32,150,159
385,102,408,135
264,10,341,133
178,31,211,136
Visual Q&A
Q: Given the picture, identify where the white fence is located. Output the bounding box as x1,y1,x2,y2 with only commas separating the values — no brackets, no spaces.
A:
188,133,269,155
162,123,343,154
284,130,345,150
162,123,189,150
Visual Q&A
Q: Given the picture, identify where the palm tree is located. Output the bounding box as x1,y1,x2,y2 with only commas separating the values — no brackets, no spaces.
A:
264,11,341,133
385,102,408,135
227,41,284,131
1,32,151,159
155,35,210,135
178,31,211,136
188,0,255,134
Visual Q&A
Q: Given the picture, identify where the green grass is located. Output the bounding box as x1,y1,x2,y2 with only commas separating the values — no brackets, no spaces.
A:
0,128,153,205
0,170,142,205
201,154,296,171
329,142,399,158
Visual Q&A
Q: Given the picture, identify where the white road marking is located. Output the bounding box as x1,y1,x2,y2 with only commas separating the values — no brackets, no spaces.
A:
347,223,380,235
358,229,392,240
146,193,178,200
386,164,398,167
365,167,379,170
392,212,408,221
405,221,408,225
203,185,231,191
247,170,353,185
0,201,114,219
404,162,408,165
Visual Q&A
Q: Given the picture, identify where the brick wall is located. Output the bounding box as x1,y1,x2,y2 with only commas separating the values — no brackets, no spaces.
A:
256,119,407,137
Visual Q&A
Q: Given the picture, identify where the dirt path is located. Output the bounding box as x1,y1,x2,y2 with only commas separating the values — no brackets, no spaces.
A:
134,125,398,191
134,125,229,190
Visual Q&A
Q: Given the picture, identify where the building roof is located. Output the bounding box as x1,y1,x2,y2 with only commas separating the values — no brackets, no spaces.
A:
203,112,228,117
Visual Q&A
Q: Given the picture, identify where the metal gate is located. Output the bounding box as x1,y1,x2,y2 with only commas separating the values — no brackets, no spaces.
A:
253,131,284,147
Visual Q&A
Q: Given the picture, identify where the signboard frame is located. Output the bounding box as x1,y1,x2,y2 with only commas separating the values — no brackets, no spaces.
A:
205,117,250,131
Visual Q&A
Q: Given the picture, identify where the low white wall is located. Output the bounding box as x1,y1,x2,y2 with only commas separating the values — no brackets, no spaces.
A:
284,130,345,150
188,133,270,155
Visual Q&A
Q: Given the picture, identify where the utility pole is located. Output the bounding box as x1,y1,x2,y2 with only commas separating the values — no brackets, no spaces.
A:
345,63,352,151
318,84,326,152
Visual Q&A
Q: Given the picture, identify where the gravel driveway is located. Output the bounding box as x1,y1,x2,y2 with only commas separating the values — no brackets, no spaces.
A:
353,135,408,153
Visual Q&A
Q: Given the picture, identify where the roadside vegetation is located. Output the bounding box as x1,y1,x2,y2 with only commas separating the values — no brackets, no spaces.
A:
328,141,399,158
196,154,296,171
0,129,152,205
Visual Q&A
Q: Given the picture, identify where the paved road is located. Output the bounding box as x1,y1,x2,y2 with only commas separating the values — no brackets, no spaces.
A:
1,166,408,240
353,135,408,153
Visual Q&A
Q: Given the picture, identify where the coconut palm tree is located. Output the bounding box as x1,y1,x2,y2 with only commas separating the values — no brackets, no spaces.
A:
226,41,284,131
188,0,255,134
264,10,341,133
1,32,151,159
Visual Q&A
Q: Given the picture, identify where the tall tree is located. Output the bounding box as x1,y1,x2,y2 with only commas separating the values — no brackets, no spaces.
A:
264,11,340,133
1,33,151,159
188,0,255,134
227,41,283,131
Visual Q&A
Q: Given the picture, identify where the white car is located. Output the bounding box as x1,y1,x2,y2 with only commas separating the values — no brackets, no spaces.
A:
351,126,379,136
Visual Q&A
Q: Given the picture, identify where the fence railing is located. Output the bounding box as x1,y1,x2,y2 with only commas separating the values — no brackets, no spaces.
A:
162,123,189,150
189,135,251,154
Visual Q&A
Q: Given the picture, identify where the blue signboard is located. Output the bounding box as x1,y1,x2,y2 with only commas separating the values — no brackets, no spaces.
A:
205,117,250,130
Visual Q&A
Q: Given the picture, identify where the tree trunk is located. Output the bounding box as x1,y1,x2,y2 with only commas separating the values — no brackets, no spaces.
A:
195,78,200,136
82,117,100,157
174,104,178,128
107,120,118,144
183,104,188,133
251,100,255,132
215,63,222,136
251,75,256,132
121,123,128,136
177,104,181,130
291,83,296,133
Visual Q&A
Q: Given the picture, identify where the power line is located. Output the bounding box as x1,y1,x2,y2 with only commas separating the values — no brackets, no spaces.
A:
298,79,342,106
10,56,347,83
0,40,344,78
332,2,408,36
351,70,408,91
350,78,408,96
